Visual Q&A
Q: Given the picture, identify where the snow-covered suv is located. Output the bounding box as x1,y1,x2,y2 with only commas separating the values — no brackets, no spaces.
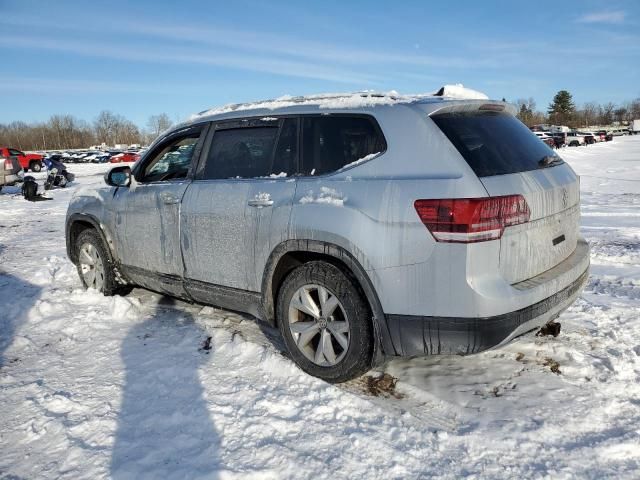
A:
65,87,590,382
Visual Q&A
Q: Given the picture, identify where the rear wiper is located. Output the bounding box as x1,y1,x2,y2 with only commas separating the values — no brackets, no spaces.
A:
538,155,563,168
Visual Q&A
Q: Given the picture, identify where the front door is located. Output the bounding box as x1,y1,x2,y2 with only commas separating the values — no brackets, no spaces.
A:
112,125,207,296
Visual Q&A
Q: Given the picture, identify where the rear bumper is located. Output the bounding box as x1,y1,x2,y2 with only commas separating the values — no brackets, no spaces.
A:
386,258,589,357
1,172,21,186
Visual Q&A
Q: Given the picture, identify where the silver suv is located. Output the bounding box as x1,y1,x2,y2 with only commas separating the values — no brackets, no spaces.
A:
65,90,590,382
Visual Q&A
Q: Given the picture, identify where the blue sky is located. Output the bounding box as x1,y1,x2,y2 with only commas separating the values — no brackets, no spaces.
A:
1,0,638,128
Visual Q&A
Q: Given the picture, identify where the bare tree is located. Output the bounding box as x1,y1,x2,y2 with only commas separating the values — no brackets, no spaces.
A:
147,113,172,140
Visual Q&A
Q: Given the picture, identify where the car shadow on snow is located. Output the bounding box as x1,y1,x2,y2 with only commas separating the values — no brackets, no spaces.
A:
110,296,221,479
0,263,42,368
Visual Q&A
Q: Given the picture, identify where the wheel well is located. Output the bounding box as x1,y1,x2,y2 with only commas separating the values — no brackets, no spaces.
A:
270,251,370,326
68,220,95,263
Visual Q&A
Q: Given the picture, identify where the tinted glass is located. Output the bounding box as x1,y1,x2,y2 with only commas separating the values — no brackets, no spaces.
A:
201,127,279,179
301,116,386,176
142,131,201,182
272,118,298,176
432,112,561,177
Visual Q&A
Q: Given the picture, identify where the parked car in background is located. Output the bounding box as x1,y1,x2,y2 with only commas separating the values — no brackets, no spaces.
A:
66,90,589,382
0,155,23,192
533,132,556,149
566,131,586,146
0,147,44,172
110,152,140,163
579,131,597,145
596,130,613,142
551,132,567,148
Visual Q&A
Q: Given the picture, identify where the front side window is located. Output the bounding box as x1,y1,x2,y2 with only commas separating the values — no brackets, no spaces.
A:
8,149,22,156
200,126,280,180
142,130,202,182
301,116,386,176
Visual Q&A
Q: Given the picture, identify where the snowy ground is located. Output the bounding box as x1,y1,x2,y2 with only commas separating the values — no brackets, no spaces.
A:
1,137,639,479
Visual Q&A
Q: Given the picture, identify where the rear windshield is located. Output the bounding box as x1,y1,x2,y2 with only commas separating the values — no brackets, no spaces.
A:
432,111,560,177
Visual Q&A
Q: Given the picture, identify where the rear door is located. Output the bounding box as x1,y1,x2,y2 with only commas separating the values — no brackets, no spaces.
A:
432,109,580,284
181,117,297,298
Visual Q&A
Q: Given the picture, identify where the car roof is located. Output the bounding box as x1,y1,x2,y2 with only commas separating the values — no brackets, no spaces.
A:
174,85,509,130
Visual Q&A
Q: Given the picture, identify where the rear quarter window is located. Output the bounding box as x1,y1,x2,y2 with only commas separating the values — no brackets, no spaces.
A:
301,115,386,176
432,111,559,177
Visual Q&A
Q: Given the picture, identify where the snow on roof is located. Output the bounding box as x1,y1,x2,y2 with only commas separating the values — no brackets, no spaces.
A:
190,84,489,120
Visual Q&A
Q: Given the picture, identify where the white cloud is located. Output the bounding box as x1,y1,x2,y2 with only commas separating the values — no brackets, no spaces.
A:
0,35,378,85
576,11,625,24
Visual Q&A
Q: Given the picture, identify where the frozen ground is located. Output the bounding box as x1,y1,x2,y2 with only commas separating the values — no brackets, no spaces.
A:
1,137,639,479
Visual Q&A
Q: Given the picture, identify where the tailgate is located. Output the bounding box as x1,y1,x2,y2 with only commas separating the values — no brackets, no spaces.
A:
480,164,580,283
430,108,582,284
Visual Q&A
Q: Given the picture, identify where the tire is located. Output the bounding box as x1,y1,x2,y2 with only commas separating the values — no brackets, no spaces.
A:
276,261,373,383
30,161,42,172
75,229,126,296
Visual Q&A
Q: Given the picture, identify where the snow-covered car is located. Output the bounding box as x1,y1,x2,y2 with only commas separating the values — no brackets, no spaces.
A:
0,155,23,192
65,87,590,382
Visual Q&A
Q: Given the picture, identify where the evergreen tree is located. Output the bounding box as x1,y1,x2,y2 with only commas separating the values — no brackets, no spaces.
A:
548,90,576,125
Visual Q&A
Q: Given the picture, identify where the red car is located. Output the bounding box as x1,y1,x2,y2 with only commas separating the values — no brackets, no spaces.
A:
110,152,140,163
0,147,44,172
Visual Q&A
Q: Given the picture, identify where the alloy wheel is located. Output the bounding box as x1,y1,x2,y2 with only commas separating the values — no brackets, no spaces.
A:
288,284,350,366
79,242,105,291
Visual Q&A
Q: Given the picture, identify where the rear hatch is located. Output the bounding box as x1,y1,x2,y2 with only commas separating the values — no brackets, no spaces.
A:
432,108,580,284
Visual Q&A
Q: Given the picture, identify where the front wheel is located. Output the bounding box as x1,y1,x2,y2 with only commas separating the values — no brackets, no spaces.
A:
30,161,42,172
277,261,373,383
75,229,124,296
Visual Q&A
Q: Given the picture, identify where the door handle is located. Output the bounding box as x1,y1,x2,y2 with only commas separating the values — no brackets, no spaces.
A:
160,192,180,204
248,195,273,208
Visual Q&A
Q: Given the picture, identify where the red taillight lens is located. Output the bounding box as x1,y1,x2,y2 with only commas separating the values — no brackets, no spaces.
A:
414,195,530,243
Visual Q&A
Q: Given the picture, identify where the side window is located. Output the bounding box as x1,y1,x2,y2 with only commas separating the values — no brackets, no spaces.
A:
141,130,201,182
272,118,298,176
301,116,386,176
199,126,279,180
8,149,22,156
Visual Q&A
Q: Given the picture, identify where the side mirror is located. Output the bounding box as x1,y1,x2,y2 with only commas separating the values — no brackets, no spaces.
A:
105,165,132,187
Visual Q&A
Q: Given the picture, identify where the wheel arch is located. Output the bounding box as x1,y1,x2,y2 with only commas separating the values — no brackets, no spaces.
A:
66,213,116,265
261,239,397,358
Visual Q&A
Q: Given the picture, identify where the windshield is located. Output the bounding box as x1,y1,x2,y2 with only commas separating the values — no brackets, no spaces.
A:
432,111,562,177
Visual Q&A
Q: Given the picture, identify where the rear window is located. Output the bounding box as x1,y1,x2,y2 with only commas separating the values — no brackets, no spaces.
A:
432,112,560,177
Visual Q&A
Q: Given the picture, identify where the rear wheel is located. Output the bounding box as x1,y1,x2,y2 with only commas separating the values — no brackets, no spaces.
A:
277,261,373,383
75,229,124,296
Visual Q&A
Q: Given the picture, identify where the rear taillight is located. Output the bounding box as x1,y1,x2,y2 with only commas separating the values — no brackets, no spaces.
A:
414,195,530,243
2,159,10,171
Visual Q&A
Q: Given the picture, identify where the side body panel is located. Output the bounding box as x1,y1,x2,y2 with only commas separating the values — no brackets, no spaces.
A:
180,180,255,291
249,179,297,291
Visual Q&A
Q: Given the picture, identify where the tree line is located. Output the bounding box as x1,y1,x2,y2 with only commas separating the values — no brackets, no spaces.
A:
0,112,173,151
3,92,640,150
515,90,640,128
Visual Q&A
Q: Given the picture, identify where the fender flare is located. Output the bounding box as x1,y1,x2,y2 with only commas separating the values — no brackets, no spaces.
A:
260,239,397,358
65,213,115,264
